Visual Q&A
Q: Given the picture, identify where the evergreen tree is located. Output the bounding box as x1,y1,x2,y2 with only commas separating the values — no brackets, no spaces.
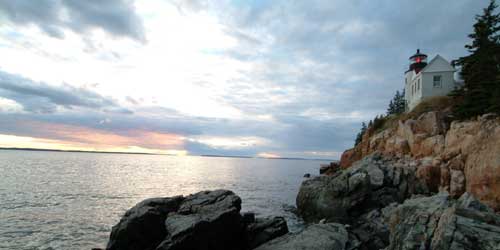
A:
387,100,395,115
372,114,385,130
354,122,367,146
387,90,406,115
453,0,500,119
394,90,406,114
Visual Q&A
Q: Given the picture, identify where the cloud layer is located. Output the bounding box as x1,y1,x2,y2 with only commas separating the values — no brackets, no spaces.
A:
0,71,125,113
0,0,492,158
0,0,145,42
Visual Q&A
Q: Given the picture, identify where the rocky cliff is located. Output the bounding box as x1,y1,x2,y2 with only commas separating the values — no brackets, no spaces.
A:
297,154,500,250
340,110,500,211
292,104,500,249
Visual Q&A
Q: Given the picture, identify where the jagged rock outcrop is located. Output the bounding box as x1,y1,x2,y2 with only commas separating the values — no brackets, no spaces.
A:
297,154,427,224
340,111,450,169
254,223,349,250
386,192,500,250
299,150,500,249
106,190,288,250
297,154,435,249
339,111,500,211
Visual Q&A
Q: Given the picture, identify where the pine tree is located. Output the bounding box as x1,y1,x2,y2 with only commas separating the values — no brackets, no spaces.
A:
387,90,406,115
354,122,367,146
372,114,385,130
394,90,406,114
490,74,500,113
453,0,500,119
387,100,395,115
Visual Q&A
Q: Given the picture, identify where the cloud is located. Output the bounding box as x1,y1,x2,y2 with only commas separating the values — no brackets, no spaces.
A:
189,0,486,123
0,70,126,113
0,0,492,159
0,0,145,42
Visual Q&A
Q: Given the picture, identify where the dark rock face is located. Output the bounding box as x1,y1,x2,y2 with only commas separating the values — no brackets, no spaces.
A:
157,190,244,250
246,217,288,249
254,223,348,250
106,190,289,250
349,203,397,250
386,192,500,250
106,196,184,250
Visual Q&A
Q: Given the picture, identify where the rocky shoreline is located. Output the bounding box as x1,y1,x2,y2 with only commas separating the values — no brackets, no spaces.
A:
101,169,500,249
100,110,500,250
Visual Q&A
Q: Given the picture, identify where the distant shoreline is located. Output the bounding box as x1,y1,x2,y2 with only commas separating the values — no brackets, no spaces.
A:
0,147,335,162
0,147,163,156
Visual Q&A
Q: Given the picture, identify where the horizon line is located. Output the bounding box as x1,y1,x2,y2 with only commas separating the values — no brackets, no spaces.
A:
0,147,337,162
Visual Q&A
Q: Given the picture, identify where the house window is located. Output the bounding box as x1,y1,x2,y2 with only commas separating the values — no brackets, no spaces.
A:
433,75,442,88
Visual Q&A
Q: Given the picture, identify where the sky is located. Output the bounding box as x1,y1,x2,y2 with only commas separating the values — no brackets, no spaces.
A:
0,0,491,159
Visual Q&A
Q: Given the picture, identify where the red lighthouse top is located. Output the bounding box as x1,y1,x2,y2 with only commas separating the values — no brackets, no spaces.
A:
407,49,428,73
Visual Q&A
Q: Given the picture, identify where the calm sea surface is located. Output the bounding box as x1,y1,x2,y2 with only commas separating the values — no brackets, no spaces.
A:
0,150,326,250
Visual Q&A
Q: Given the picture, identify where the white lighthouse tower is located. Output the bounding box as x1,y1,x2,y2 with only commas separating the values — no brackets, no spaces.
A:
404,49,457,111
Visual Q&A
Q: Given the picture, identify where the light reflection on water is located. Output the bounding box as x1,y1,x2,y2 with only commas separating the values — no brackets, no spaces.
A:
0,150,326,250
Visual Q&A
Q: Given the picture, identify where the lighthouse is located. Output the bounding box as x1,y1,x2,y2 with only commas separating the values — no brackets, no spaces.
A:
404,49,457,111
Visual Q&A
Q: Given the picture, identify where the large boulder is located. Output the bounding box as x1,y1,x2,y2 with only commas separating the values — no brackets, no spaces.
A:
107,190,286,250
156,190,244,250
386,192,500,250
106,196,184,250
254,223,348,250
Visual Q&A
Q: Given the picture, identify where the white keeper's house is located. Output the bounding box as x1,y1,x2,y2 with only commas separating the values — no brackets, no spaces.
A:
404,49,458,111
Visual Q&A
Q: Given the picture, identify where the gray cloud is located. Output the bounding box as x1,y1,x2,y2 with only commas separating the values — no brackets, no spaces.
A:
0,70,127,113
0,0,145,42
200,0,487,122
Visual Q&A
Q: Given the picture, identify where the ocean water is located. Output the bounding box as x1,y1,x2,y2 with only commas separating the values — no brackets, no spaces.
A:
0,150,326,250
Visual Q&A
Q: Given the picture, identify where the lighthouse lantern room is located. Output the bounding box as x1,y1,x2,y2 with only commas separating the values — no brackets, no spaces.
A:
407,49,428,74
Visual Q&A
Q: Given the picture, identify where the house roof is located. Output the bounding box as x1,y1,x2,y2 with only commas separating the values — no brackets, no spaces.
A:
420,55,456,73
